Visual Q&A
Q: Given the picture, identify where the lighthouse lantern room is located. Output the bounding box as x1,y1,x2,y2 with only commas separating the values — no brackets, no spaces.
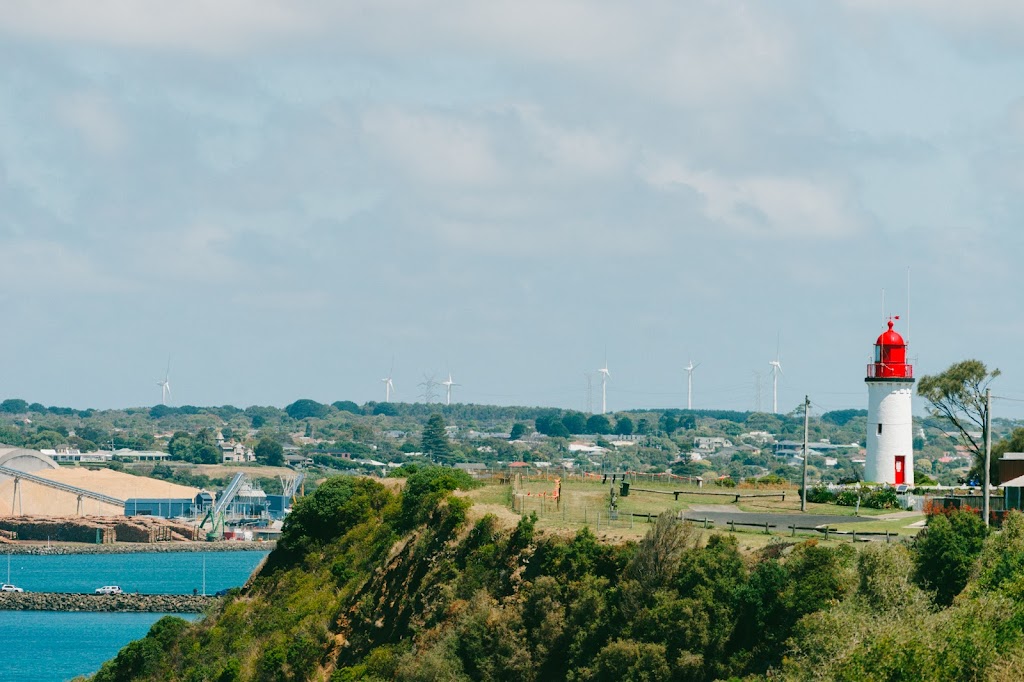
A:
865,319,915,486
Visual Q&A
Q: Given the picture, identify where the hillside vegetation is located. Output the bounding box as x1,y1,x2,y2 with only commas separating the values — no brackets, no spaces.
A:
90,470,1024,681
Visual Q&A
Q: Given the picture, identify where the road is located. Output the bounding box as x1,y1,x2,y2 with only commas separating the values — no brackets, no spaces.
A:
682,511,873,529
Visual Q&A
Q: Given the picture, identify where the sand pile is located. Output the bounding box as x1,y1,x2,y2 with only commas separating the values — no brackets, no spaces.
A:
0,469,201,517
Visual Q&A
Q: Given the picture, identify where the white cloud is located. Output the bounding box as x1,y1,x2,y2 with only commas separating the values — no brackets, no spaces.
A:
644,158,861,238
0,1,800,109
0,239,125,294
844,0,1024,46
516,106,629,177
0,0,312,53
361,107,501,187
55,91,126,155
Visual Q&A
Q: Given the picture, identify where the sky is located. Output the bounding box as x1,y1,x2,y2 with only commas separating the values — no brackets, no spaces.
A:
2,1,1024,416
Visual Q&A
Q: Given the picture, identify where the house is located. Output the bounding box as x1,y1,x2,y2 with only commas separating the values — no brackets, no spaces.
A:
455,463,488,477
999,453,1024,484
221,441,255,463
1004,473,1024,511
741,431,776,445
694,437,733,451
42,447,112,464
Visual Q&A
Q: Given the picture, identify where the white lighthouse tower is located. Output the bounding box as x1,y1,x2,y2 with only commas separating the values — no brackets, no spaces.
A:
865,319,914,485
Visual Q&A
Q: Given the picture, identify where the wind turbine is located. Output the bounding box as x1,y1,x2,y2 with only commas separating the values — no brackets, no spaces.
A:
768,340,782,414
598,358,611,414
156,359,171,406
684,360,700,410
381,360,395,403
442,372,460,406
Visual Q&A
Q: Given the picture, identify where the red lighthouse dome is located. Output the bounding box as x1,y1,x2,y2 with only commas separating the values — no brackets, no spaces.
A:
867,319,913,380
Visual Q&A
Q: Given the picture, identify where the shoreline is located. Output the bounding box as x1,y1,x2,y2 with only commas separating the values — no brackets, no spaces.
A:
0,541,274,555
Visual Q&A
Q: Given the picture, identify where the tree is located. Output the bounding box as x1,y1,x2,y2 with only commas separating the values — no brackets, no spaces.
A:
332,400,362,414
587,415,612,435
372,402,397,416
918,360,1000,480
284,399,331,420
615,416,635,436
195,444,222,465
167,432,194,460
510,423,531,440
562,412,587,434
913,509,988,606
422,414,454,463
0,399,28,414
255,438,285,467
547,421,571,439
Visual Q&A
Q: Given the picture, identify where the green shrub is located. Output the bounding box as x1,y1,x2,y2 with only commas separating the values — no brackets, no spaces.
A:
913,510,989,605
397,466,478,530
805,485,835,504
835,490,860,506
863,487,899,509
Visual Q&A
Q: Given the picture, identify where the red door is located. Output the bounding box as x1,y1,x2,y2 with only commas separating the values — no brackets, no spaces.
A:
894,456,905,485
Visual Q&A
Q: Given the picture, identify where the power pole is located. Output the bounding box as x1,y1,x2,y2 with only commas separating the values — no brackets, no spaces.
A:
753,371,762,412
801,395,810,512
984,387,992,527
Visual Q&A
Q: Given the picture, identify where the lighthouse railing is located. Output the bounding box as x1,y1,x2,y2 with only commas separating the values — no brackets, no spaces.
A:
866,364,914,379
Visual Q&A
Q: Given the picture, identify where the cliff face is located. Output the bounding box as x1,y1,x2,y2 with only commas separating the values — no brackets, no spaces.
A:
89,472,1024,682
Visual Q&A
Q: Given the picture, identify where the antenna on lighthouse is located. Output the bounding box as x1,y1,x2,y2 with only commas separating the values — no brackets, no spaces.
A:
906,266,911,348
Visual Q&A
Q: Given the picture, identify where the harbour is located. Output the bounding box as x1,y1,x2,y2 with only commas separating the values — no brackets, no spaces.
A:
0,550,267,681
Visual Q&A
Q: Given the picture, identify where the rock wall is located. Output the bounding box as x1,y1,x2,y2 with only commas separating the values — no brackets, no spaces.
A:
0,592,216,612
0,540,274,555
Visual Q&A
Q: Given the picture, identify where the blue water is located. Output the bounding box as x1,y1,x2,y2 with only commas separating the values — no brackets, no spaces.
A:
0,611,198,681
0,551,268,681
3,550,268,595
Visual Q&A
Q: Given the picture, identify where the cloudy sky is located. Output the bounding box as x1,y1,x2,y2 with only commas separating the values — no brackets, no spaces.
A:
2,1,1024,415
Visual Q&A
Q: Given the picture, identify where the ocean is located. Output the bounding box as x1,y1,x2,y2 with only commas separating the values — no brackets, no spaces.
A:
0,550,268,681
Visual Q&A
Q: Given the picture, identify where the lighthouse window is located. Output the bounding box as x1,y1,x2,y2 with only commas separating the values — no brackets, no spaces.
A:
877,424,883,435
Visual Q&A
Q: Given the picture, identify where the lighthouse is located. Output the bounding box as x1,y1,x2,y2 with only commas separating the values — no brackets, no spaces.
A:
865,319,914,485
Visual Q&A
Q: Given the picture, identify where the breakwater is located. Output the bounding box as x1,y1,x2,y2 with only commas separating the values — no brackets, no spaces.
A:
0,592,216,612
0,540,273,555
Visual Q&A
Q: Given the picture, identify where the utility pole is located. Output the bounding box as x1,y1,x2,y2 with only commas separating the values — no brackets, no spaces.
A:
984,388,992,527
801,395,810,512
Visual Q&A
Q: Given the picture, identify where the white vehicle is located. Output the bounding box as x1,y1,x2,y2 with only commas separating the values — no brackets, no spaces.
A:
0,584,23,593
94,585,122,595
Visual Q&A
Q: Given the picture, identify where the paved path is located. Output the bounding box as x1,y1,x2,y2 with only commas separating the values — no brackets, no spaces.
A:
682,511,872,528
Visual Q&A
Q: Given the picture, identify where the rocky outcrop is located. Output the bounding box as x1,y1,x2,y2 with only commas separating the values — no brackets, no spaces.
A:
0,592,217,612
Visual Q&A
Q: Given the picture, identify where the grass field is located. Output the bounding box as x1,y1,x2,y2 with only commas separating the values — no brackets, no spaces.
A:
464,475,925,550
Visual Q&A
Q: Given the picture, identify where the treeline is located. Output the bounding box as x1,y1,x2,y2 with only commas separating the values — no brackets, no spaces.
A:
89,470,1024,681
